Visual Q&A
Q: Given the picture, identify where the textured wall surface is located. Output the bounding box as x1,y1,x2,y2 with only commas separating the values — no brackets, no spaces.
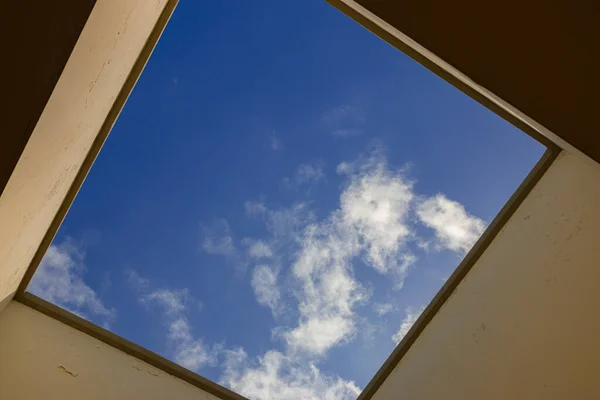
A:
0,0,170,313
0,302,220,400
372,151,600,399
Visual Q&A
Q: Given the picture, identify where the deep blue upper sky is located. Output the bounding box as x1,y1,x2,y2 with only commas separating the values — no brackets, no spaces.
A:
29,1,544,399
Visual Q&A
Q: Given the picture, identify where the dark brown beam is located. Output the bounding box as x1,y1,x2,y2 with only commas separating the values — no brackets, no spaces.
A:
0,0,96,195
332,0,600,163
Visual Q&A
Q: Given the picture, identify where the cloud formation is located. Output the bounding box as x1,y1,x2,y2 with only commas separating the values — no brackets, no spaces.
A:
245,201,313,243
222,349,360,400
251,264,281,315
322,105,364,124
339,155,415,275
245,201,268,217
201,219,237,257
29,240,115,323
282,163,326,190
245,239,274,259
392,306,424,344
260,151,418,356
322,105,365,138
294,163,325,186
126,147,489,399
373,302,394,316
416,194,486,254
130,271,216,370
128,273,360,400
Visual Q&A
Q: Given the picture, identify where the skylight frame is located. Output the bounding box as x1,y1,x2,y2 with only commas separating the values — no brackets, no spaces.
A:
13,1,561,399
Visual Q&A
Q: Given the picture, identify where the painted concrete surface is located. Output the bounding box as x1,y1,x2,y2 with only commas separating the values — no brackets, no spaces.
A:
372,151,600,399
0,302,221,400
0,0,170,313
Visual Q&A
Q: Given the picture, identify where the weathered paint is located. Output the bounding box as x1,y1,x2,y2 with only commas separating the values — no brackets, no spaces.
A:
0,302,221,400
0,0,171,312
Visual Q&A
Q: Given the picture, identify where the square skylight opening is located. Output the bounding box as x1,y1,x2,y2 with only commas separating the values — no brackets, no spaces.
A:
26,1,548,399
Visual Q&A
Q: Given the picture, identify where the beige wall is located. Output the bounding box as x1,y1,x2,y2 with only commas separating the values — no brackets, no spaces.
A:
0,302,221,400
372,151,600,399
0,0,173,313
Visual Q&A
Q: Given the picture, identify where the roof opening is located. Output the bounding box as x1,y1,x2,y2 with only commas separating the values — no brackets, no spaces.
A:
27,1,546,398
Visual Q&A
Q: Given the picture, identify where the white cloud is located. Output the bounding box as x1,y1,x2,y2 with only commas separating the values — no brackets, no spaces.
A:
245,239,273,259
222,349,360,400
245,201,268,217
284,315,356,355
201,219,237,257
373,302,394,316
416,194,486,254
282,163,326,190
242,149,485,364
117,145,489,397
281,151,417,355
336,162,353,175
284,213,365,355
294,163,325,186
251,265,281,315
265,203,313,240
246,201,313,242
168,316,215,371
131,274,216,371
392,306,424,344
29,240,115,323
332,128,363,138
142,288,190,315
340,154,415,274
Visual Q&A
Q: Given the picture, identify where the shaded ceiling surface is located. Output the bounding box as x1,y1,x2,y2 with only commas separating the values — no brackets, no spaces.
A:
2,0,598,198
342,0,599,162
0,0,96,195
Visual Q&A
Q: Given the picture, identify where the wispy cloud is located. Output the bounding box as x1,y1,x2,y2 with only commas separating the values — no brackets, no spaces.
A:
222,349,360,400
322,105,365,139
251,264,281,316
119,145,488,398
416,194,486,254
322,105,364,124
245,149,419,356
270,136,283,151
29,240,115,324
129,271,217,371
246,201,313,242
295,163,325,186
392,306,424,344
128,272,359,400
283,163,326,189
240,148,486,360
244,239,273,259
244,200,268,218
373,302,394,316
201,219,237,257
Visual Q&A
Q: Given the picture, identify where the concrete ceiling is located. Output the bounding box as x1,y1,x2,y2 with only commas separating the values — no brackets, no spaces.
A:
0,0,96,195
341,0,600,163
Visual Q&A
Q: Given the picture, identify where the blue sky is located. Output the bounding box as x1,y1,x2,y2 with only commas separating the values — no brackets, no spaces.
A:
28,1,545,398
